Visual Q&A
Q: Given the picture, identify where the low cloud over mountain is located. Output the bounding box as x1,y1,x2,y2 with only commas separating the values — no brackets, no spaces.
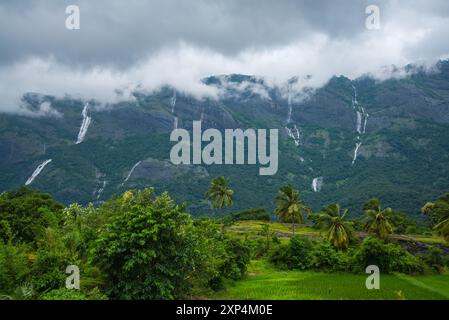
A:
1,0,449,113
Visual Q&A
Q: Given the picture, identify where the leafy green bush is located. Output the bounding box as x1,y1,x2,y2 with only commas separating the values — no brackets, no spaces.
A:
208,236,251,291
352,237,425,274
91,189,200,300
269,237,351,272
385,210,418,234
0,187,63,244
269,236,313,270
31,227,76,292
0,242,30,295
420,246,447,273
309,242,350,272
220,237,251,280
40,288,87,300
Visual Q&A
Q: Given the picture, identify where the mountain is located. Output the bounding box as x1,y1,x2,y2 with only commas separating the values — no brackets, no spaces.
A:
1,61,449,218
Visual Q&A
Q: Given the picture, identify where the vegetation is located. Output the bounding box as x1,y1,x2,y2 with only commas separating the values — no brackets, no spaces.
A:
231,208,271,222
211,260,449,300
0,187,64,244
422,193,449,242
274,185,310,235
206,176,234,212
363,198,394,240
0,183,448,300
315,203,353,250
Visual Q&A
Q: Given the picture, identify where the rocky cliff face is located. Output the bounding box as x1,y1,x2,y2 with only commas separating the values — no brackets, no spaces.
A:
1,61,449,217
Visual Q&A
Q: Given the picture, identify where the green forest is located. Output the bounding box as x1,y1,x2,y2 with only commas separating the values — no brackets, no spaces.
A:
1,177,449,300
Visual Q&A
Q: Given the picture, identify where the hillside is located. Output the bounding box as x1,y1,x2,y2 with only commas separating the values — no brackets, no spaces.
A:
1,62,449,217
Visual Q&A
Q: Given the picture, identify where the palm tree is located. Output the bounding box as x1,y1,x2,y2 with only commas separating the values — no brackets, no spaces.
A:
316,203,353,250
205,176,234,211
274,185,310,236
421,194,449,242
434,218,449,243
363,198,393,240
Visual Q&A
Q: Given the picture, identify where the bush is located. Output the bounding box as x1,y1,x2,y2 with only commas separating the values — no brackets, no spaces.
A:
30,226,76,292
0,187,63,244
207,236,251,291
420,246,446,273
92,189,200,300
309,242,350,272
40,288,87,300
269,236,313,270
0,242,30,295
352,237,425,274
385,210,418,234
221,237,251,280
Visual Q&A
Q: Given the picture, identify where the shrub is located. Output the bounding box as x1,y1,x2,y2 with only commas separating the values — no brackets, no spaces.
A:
420,246,446,273
352,237,425,274
40,288,87,300
269,236,313,270
309,242,350,272
92,189,200,300
0,242,30,295
30,226,77,292
0,187,63,245
220,237,251,280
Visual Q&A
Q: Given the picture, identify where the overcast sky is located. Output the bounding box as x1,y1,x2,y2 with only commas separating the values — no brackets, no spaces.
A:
1,0,449,113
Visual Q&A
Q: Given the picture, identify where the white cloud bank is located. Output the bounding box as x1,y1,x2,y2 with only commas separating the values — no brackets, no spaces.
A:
1,3,449,114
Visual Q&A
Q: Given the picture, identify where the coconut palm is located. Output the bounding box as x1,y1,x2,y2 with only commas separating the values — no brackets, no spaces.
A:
274,185,310,236
434,218,449,242
316,203,353,250
421,194,449,242
363,198,393,240
205,176,234,211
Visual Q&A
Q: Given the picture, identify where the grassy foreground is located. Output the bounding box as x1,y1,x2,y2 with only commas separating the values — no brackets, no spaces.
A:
210,260,449,300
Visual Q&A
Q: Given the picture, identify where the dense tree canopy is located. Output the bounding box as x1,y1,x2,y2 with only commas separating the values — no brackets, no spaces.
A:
0,187,63,244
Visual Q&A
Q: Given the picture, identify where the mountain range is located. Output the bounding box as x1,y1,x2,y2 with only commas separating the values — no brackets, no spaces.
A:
1,61,449,218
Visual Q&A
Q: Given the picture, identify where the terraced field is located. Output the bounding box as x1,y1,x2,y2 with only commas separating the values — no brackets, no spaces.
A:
211,260,449,300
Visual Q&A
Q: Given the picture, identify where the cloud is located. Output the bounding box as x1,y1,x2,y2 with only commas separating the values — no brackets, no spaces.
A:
1,0,449,113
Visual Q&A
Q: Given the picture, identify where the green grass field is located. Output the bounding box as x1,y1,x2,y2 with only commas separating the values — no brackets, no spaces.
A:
210,260,449,300
226,220,446,244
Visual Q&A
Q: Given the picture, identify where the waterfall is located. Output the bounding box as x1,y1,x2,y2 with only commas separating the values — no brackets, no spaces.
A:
76,103,92,144
312,177,323,192
286,88,293,124
284,85,301,147
351,85,368,135
363,113,369,134
93,170,107,200
25,159,52,186
121,161,142,186
350,84,369,164
352,84,358,105
170,91,177,113
352,142,362,165
173,116,178,130
285,125,300,146
170,90,178,130
95,180,107,200
356,111,363,134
